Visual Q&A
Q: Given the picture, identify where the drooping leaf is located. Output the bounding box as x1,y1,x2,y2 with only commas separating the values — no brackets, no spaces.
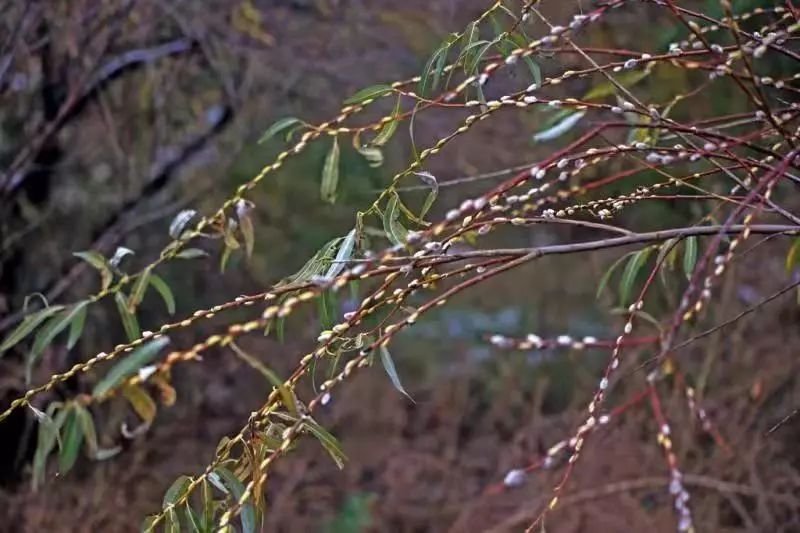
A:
620,248,653,305
304,418,347,469
236,200,256,259
582,69,650,101
373,96,401,146
74,251,113,290
123,384,157,423
0,305,64,355
58,406,85,475
596,251,637,300
321,137,340,204
109,246,135,268
230,343,297,416
169,209,197,239
414,171,438,220
289,238,342,283
129,268,152,312
74,404,98,458
379,345,414,401
163,475,193,510
344,84,393,104
382,194,408,246
92,336,170,397
258,117,302,145
214,467,257,533
786,238,800,274
683,236,698,280
532,111,586,143
67,302,89,350
149,274,176,315
32,403,68,490
115,292,140,342
325,229,357,280
27,301,91,377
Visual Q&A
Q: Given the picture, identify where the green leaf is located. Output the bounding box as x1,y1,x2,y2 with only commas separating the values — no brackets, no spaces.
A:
414,171,438,220
344,84,393,105
67,302,89,350
27,301,90,377
115,292,140,342
129,268,152,312
382,194,408,246
74,251,113,290
620,248,653,305
321,137,340,204
786,238,800,274
74,404,98,458
419,36,457,96
149,274,176,315
92,336,170,397
123,384,157,423
532,111,586,143
0,304,64,355
290,238,342,283
304,418,347,469
596,251,637,300
214,467,257,533
230,343,297,416
325,229,358,280
379,345,414,401
373,97,401,146
164,475,193,509
58,406,85,475
258,117,302,145
683,236,698,280
32,403,68,490
185,503,203,533
582,69,650,101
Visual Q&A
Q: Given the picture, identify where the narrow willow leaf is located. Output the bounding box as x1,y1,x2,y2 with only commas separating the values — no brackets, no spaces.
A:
123,384,157,423
169,209,197,239
149,274,176,315
27,301,91,376
532,111,586,143
380,345,414,401
74,251,113,290
620,248,653,305
344,84,393,104
115,292,140,342
32,404,68,490
74,404,98,458
129,268,152,312
321,137,340,204
66,302,88,350
656,238,679,289
304,418,347,469
683,236,698,280
58,406,84,475
382,194,408,246
325,229,357,280
290,238,342,283
141,516,158,533
786,238,800,274
92,336,170,397
163,475,193,509
465,41,493,76
373,97,401,146
202,479,214,530
582,69,650,101
236,200,256,258
185,503,203,533
596,251,637,300
257,117,301,145
214,467,257,533
176,248,209,260
0,305,64,355
230,343,297,416
414,171,438,220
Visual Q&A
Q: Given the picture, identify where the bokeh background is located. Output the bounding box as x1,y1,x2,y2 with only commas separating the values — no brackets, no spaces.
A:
1,1,799,531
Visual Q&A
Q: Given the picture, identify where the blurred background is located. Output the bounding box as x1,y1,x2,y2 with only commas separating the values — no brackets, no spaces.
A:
1,0,799,531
